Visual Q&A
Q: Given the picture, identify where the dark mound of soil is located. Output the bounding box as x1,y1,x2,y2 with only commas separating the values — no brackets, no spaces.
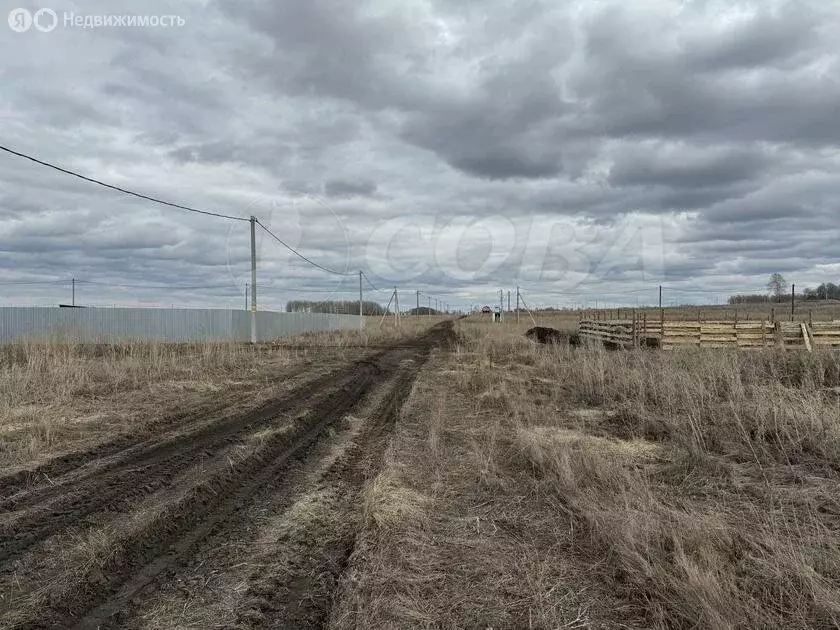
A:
525,327,580,346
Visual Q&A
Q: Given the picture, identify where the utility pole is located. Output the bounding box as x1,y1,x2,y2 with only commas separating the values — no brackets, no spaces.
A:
359,270,363,328
394,287,400,326
250,216,257,343
428,295,432,316
245,283,249,311
499,289,504,323
71,278,75,307
416,290,420,316
507,290,510,313
516,286,520,324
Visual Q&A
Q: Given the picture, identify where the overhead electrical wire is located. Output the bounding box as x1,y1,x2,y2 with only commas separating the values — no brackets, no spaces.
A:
518,284,765,297
361,270,380,292
0,279,66,285
75,280,235,290
1,145,374,283
255,219,354,277
0,145,249,222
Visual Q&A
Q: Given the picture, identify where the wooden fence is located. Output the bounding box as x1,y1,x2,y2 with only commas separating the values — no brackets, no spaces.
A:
579,318,840,351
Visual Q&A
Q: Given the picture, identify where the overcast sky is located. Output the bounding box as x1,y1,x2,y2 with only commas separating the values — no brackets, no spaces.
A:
1,0,838,310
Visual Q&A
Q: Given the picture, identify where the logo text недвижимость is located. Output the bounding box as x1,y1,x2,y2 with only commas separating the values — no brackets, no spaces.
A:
8,8,186,32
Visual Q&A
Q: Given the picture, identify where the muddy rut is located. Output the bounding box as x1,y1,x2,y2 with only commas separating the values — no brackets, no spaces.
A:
0,322,451,629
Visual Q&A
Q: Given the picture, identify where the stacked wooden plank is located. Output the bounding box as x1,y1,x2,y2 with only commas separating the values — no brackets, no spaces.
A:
657,321,776,349
778,321,805,349
810,322,840,347
578,319,840,350
578,319,635,347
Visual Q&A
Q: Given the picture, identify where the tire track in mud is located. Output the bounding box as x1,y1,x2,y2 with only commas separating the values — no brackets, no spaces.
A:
233,346,436,629
0,356,363,501
0,356,382,566
6,322,451,629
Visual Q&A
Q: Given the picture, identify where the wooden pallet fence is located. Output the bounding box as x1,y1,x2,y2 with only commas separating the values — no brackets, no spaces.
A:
578,319,840,351
810,321,840,347
659,321,776,349
578,319,635,347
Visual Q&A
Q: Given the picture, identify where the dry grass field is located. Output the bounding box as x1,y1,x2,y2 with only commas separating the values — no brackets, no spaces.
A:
333,316,840,628
3,314,840,628
0,318,453,629
0,319,446,477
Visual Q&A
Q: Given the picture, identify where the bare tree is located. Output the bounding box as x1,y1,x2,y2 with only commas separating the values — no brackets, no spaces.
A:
767,273,788,302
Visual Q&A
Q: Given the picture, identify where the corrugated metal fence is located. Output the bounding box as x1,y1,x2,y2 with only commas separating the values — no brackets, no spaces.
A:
0,308,363,343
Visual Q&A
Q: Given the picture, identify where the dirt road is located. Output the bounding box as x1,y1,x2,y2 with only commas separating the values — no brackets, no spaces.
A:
0,321,452,629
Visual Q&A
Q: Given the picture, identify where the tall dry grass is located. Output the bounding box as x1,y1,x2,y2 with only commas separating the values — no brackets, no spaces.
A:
0,318,447,474
451,319,840,627
0,341,262,405
283,315,450,347
0,341,274,470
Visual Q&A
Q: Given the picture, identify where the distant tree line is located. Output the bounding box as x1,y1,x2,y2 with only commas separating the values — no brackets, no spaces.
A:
728,294,776,304
727,275,840,304
407,307,438,315
285,300,387,315
803,283,840,300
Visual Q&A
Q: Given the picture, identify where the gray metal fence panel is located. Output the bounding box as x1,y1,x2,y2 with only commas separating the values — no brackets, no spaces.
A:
0,308,364,343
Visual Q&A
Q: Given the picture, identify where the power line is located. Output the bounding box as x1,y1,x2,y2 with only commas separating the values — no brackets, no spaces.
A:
0,145,249,222
2,279,360,296
1,146,390,291
263,285,356,294
517,284,766,297
361,270,380,292
75,280,234,290
256,219,353,277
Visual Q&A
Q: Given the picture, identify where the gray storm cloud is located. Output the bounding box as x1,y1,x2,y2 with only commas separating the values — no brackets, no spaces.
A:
0,0,838,308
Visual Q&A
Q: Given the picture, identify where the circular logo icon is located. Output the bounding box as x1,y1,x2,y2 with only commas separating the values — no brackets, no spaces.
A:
33,8,57,32
8,8,32,32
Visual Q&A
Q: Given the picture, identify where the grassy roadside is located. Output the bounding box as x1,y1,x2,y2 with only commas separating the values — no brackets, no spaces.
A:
332,317,840,628
284,316,451,347
0,341,290,473
0,319,448,475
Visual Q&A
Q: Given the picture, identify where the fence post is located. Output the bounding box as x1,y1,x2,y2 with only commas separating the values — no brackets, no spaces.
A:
633,310,639,347
660,304,664,341
791,283,795,321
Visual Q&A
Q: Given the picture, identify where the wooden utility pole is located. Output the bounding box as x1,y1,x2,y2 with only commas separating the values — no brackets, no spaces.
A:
516,286,520,324
250,216,257,343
